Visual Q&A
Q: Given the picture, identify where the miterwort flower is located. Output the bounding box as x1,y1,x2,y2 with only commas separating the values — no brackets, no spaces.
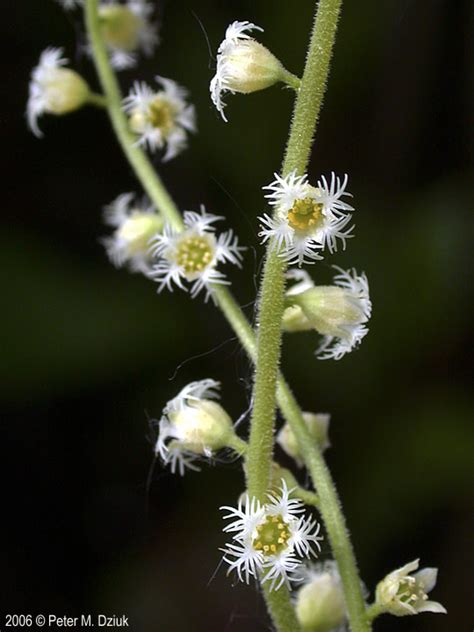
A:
149,207,244,301
96,0,158,70
101,192,163,273
210,20,297,122
155,379,236,475
123,76,196,159
375,559,446,617
27,48,90,137
295,562,347,632
221,480,322,591
283,267,372,360
277,412,331,467
259,171,354,265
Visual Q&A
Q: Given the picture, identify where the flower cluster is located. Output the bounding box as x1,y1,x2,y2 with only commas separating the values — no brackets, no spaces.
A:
149,208,244,301
260,171,354,265
210,21,290,122
123,76,196,160
101,192,163,273
283,267,372,360
155,379,235,476
221,481,322,591
27,48,90,137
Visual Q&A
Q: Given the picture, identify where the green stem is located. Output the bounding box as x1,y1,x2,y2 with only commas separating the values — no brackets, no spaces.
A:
277,378,369,632
87,92,108,108
225,435,247,456
366,604,384,622
262,583,300,632
246,1,370,630
281,70,301,91
84,0,183,231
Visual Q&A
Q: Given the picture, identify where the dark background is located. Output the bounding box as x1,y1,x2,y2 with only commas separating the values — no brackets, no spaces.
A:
2,0,473,630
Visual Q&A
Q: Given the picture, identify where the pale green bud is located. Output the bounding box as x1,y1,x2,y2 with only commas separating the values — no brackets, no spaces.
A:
99,5,144,51
295,562,346,632
285,286,364,339
375,559,447,617
42,68,90,115
169,399,234,455
210,21,299,121
117,212,163,257
277,413,330,467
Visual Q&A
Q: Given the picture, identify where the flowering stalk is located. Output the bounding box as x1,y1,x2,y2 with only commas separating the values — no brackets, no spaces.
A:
246,0,370,631
84,1,367,630
84,0,182,231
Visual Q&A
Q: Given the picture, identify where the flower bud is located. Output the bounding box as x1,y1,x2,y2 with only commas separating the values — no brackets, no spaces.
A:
102,193,163,274
168,399,234,455
27,48,90,137
375,559,447,617
286,286,365,339
210,21,298,121
277,413,330,467
283,267,372,361
156,379,238,475
99,4,144,51
295,562,346,632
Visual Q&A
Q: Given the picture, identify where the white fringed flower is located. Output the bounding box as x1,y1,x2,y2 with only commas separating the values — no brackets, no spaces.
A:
155,379,235,475
101,192,163,274
375,559,447,617
259,171,354,265
27,47,90,137
284,267,372,361
97,0,158,70
221,480,322,591
149,207,244,301
123,77,196,160
210,20,291,122
295,562,347,632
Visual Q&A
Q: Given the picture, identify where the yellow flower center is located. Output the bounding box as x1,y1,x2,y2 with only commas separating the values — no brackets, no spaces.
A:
148,98,176,134
176,236,213,275
253,514,290,556
287,197,323,232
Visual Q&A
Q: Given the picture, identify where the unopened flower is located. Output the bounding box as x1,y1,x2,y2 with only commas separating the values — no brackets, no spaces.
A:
295,562,347,632
283,267,372,360
27,48,90,137
149,207,244,301
101,192,163,273
375,559,446,617
277,413,331,467
123,76,196,160
210,21,298,122
221,480,322,591
259,171,354,265
155,379,235,475
97,0,158,70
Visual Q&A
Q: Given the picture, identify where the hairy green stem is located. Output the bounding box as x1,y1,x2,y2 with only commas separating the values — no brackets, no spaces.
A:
245,0,370,630
277,378,369,632
84,1,368,630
